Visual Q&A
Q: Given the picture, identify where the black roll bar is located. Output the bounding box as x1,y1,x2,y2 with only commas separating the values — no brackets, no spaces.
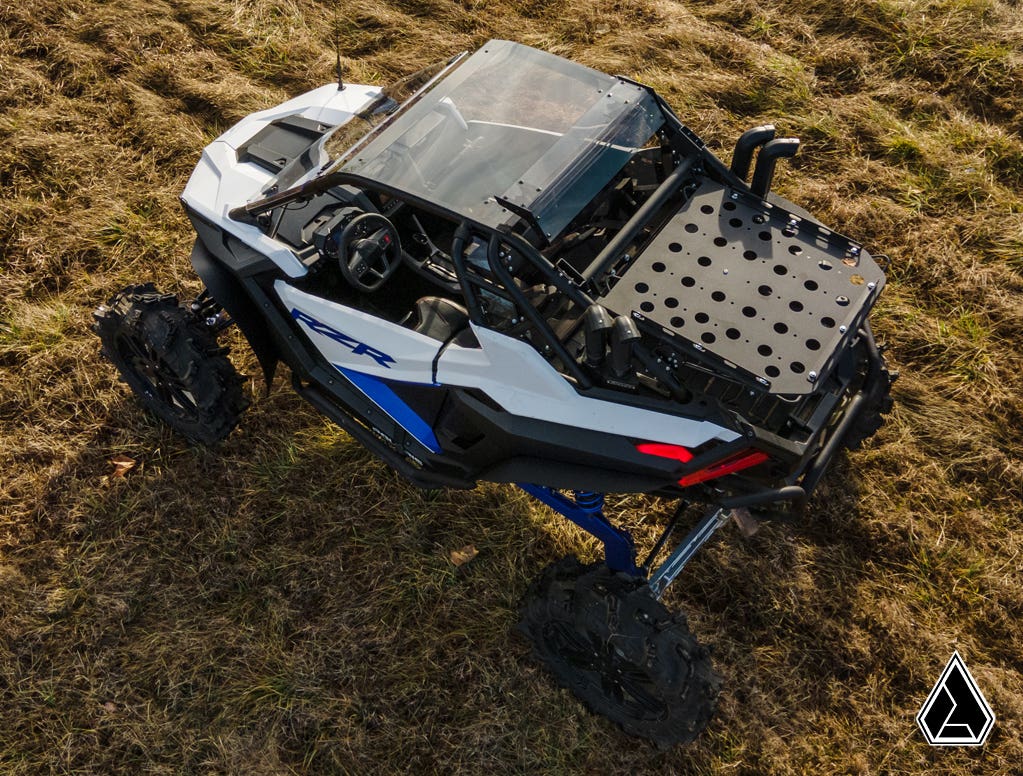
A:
485,234,592,389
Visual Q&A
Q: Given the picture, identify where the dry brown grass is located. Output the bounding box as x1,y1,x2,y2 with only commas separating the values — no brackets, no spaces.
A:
2,0,1022,773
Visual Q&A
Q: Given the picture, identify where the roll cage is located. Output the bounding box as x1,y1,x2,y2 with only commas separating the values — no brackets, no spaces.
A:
226,86,733,398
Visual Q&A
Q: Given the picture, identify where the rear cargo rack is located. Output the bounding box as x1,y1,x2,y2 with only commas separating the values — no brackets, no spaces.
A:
598,180,886,394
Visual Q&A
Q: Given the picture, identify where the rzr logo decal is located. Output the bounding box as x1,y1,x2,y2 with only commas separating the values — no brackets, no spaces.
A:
291,309,396,369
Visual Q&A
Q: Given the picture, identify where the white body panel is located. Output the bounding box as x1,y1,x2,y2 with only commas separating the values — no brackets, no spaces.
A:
280,280,738,449
275,280,440,384
181,83,380,278
438,325,740,449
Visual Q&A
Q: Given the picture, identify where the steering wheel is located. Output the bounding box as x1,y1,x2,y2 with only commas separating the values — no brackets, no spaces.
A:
336,213,402,293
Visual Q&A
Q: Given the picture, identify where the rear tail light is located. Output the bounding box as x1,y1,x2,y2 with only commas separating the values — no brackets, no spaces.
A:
636,443,769,487
634,442,693,463
677,449,770,486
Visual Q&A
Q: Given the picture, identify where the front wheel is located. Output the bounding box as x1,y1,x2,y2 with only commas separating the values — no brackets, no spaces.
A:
518,556,721,748
93,283,249,444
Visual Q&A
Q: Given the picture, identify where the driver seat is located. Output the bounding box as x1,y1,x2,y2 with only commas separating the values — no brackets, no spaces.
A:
409,297,479,347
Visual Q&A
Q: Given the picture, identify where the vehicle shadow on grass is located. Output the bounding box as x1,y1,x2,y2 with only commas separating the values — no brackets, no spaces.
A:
18,389,892,774
21,389,625,772
661,452,891,772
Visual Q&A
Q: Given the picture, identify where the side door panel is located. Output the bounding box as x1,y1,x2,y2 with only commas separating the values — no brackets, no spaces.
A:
275,280,441,383
274,281,444,453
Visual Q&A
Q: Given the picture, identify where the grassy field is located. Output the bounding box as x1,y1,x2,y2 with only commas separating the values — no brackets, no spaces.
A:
2,0,1022,773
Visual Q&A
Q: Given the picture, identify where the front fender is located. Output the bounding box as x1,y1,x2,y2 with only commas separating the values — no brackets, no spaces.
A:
190,239,279,387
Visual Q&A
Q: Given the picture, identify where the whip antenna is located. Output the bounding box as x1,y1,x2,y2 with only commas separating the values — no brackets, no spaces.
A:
333,4,345,91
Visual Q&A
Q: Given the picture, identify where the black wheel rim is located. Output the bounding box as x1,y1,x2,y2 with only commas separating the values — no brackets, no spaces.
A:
542,620,669,721
115,333,200,421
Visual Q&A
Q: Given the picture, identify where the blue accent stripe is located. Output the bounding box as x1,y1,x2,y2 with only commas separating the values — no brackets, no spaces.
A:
335,366,442,453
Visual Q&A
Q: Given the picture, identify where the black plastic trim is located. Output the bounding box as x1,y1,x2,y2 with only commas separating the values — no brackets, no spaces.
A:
189,238,280,386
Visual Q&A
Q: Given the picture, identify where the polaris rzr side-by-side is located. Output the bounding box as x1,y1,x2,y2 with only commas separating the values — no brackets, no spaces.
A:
94,40,894,747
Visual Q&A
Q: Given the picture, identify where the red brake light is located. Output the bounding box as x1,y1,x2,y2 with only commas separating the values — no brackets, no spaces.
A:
635,442,694,463
677,449,770,487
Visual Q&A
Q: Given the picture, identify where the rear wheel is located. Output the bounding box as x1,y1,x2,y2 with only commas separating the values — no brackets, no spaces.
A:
518,556,721,748
93,283,248,444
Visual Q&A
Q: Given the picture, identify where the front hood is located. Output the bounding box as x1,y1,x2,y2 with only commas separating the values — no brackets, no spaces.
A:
180,83,378,277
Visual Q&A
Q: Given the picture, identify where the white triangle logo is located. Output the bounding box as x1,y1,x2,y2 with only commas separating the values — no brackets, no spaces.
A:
917,651,994,746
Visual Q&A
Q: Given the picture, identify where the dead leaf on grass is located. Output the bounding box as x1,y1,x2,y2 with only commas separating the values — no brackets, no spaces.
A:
109,454,136,478
448,544,478,567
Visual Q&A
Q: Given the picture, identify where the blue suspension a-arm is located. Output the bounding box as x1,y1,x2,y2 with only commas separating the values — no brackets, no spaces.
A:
517,484,640,575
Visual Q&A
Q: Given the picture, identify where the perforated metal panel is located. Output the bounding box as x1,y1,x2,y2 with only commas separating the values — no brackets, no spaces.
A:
599,180,886,394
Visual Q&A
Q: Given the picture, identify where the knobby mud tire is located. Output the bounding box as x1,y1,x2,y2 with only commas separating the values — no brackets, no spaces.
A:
518,556,721,748
93,283,248,444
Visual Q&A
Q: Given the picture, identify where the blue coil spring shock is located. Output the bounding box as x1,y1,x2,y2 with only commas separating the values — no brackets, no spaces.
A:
573,491,605,514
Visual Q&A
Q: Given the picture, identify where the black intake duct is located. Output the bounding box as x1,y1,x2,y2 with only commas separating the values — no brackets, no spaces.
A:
583,304,613,367
750,138,800,198
730,124,776,181
610,316,641,378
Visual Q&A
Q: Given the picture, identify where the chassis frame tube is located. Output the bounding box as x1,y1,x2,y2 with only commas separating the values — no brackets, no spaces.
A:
583,156,696,285
796,324,886,496
647,507,730,599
